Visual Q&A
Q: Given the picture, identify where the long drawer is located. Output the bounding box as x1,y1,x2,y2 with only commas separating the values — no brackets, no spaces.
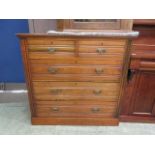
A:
31,64,122,75
31,64,122,82
29,55,123,66
28,52,124,59
35,100,118,106
32,82,120,101
32,74,121,82
35,104,117,117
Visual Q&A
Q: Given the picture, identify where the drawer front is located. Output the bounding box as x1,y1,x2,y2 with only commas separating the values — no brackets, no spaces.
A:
78,46,125,55
27,38,75,45
31,64,122,75
32,74,120,82
78,39,126,46
29,54,123,66
31,64,121,82
28,45,74,52
32,82,120,101
35,104,117,117
28,51,124,58
35,100,118,106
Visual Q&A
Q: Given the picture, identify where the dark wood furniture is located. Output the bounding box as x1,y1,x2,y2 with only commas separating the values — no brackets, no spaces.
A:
120,20,155,123
17,31,138,125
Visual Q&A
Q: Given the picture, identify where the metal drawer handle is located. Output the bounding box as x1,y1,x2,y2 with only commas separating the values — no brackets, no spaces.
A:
96,48,106,54
93,89,102,95
91,107,100,113
48,67,58,74
50,89,62,94
51,107,59,112
48,47,56,53
95,68,104,74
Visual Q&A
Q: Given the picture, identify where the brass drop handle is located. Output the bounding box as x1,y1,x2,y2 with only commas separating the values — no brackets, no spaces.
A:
48,47,56,53
95,68,104,74
93,89,102,95
48,67,58,74
96,48,106,54
50,89,62,94
51,107,59,112
91,107,100,113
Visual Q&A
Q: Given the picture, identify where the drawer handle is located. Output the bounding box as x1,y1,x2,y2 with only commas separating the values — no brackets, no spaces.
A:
91,107,100,113
48,47,56,53
48,67,58,74
96,48,106,54
95,68,104,74
93,89,102,95
51,107,59,112
50,89,62,94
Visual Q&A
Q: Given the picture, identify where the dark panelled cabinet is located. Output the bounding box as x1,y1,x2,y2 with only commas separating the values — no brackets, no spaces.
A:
120,20,155,122
132,71,155,116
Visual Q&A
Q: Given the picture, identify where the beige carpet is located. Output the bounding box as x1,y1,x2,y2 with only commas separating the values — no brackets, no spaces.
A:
0,92,155,135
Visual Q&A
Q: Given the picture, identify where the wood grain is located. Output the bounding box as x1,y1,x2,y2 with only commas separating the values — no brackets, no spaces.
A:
17,34,133,125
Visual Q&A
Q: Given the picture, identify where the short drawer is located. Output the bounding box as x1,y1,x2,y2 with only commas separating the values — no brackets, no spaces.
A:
27,38,75,45
35,104,117,117
32,82,120,101
78,46,125,55
78,39,126,46
28,45,74,52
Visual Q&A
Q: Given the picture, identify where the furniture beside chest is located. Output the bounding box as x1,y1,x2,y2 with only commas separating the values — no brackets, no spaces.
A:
120,20,155,122
18,31,138,125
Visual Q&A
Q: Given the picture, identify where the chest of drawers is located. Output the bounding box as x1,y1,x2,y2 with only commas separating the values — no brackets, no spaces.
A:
17,31,138,125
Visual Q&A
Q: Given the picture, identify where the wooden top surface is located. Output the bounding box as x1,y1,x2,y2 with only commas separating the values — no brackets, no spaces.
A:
17,30,139,38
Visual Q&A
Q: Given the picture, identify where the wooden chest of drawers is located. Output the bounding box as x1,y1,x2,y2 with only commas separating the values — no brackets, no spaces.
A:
17,31,138,125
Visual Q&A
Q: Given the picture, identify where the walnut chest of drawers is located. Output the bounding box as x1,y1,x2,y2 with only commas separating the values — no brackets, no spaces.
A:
17,31,138,125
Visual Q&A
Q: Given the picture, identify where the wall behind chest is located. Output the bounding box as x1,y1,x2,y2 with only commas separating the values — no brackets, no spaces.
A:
0,19,29,82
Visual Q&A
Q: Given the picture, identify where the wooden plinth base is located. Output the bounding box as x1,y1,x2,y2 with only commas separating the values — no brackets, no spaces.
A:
32,117,119,126
120,115,155,123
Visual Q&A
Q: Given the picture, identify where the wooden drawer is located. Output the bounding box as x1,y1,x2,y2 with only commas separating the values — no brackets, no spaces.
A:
78,39,126,46
30,57,123,65
131,59,155,71
35,100,118,106
29,53,124,65
31,64,122,75
29,52,124,59
32,82,120,101
27,38,75,45
31,64,122,82
32,74,120,82
28,45,74,52
35,104,117,117
78,46,125,55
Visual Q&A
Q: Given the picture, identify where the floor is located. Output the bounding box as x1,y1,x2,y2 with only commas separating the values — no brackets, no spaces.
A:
0,84,155,135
